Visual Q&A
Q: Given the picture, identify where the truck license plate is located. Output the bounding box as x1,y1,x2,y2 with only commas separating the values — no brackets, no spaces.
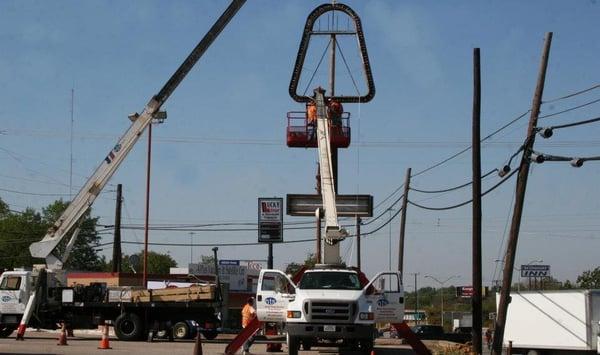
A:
324,325,336,332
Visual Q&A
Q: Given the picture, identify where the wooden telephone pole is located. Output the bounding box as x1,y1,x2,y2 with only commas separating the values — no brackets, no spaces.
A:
492,32,553,355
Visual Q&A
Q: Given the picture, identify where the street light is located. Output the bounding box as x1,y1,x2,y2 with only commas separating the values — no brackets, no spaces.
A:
142,111,167,288
424,275,460,329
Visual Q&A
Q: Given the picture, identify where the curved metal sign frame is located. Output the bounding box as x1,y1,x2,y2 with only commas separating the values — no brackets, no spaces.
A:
289,3,375,103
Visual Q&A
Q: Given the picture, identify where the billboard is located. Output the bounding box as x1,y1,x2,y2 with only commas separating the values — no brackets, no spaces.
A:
258,197,283,243
520,264,550,277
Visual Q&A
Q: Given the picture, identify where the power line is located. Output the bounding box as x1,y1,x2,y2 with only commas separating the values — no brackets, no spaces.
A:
407,167,519,211
542,83,600,104
539,97,600,119
410,168,498,194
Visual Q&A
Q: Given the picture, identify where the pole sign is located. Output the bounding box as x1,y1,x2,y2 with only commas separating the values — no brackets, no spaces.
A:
258,197,283,243
219,260,240,266
521,264,550,277
456,286,489,298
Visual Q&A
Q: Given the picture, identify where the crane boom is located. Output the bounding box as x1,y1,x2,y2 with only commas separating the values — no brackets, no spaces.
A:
29,0,246,269
314,88,348,264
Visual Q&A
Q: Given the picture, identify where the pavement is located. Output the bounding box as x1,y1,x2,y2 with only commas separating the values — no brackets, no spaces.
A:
0,330,494,354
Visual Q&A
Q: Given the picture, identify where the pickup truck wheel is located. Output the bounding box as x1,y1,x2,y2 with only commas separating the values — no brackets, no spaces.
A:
201,329,218,340
114,313,144,341
0,325,16,338
359,338,374,354
301,338,312,350
287,333,299,355
172,322,190,339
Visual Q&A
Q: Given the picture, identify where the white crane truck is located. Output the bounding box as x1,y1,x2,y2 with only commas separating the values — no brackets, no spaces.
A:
0,0,246,341
256,5,404,353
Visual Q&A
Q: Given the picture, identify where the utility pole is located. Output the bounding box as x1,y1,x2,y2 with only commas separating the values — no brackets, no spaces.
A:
398,168,411,277
472,47,483,354
112,184,122,273
356,216,361,270
409,272,420,325
189,232,195,264
492,32,553,355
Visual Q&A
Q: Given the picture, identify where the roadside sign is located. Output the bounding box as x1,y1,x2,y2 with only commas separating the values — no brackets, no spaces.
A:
286,194,373,217
456,286,474,298
521,264,550,277
456,286,489,298
258,197,284,243
219,260,240,266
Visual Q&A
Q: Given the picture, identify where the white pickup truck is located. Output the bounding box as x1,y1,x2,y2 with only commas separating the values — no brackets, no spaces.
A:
256,266,404,354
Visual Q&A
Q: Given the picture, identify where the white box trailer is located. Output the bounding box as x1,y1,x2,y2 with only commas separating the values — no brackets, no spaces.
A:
498,290,600,354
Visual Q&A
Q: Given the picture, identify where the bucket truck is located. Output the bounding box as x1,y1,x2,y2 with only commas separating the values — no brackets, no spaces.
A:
255,4,404,354
0,0,246,341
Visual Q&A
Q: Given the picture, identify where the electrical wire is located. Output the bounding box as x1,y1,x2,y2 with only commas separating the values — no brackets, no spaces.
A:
410,168,498,194
542,84,600,104
545,115,600,130
0,187,73,197
361,194,403,226
407,167,519,211
539,97,600,119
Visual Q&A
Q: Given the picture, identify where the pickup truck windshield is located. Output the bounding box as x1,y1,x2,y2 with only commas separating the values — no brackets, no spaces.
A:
298,272,361,290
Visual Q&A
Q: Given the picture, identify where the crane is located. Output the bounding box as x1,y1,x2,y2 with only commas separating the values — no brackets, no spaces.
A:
15,0,246,340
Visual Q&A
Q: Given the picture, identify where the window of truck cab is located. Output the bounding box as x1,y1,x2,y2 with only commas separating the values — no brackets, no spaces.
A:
0,275,21,290
298,272,361,290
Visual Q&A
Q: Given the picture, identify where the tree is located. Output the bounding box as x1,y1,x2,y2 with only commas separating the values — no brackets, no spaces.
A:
285,252,318,276
118,251,177,274
0,206,45,269
42,200,105,271
577,267,600,289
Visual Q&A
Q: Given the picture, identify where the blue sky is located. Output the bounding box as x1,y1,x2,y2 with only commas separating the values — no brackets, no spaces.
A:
1,1,599,287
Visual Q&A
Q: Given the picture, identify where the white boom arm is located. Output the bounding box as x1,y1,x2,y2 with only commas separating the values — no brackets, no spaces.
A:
29,99,161,269
28,0,247,270
314,89,348,264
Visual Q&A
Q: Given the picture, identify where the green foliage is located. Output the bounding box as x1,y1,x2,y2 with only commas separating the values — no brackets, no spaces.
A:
116,251,177,274
285,252,318,276
0,197,104,271
0,205,45,269
577,267,600,289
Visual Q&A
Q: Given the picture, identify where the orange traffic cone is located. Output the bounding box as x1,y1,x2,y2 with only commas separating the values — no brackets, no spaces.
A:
98,324,112,350
57,323,68,346
192,331,203,355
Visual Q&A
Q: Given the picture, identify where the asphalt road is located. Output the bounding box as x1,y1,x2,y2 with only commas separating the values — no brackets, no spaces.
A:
0,331,420,355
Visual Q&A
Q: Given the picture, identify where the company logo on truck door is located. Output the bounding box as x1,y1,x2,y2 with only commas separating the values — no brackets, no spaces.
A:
377,298,389,307
1,296,11,302
265,297,277,305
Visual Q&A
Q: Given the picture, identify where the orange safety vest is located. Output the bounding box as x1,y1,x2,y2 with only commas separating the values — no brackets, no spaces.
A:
241,304,256,328
306,102,317,124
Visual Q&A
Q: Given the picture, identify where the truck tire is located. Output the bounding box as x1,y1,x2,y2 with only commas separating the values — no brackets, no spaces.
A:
0,325,16,338
287,333,299,355
359,338,374,355
201,329,218,340
114,313,144,341
301,338,312,350
172,321,190,339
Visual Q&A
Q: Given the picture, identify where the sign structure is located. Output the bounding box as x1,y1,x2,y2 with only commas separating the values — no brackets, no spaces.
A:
456,286,474,298
189,263,248,291
521,264,551,277
286,194,373,217
258,198,284,243
456,286,489,298
219,260,240,266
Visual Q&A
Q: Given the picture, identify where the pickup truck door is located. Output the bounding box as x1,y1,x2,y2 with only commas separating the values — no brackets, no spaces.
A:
363,272,404,323
0,274,29,315
256,269,296,323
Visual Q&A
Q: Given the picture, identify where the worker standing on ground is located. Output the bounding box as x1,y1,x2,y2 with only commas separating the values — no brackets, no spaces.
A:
241,297,257,355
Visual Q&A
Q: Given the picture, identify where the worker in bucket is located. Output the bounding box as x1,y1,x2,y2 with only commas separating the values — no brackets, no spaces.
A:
306,100,317,141
241,296,257,355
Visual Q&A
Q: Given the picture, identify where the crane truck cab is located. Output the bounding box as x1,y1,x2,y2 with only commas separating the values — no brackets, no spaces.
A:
256,266,403,354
